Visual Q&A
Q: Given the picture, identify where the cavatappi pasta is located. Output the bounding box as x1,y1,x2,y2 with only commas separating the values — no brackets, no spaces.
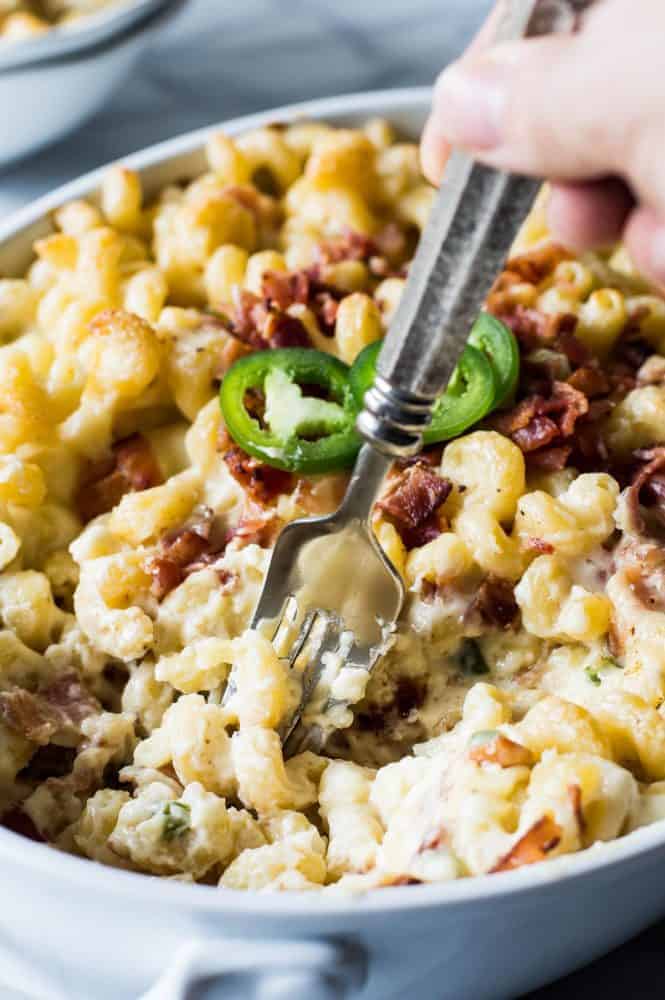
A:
1,118,665,892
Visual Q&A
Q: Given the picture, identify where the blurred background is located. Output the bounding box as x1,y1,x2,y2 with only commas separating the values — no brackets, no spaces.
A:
0,0,492,212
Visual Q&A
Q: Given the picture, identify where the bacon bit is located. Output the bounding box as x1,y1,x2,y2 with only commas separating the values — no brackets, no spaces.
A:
490,815,562,873
526,537,555,555
381,875,423,887
261,270,310,310
393,445,445,473
312,291,339,334
512,415,560,452
549,381,589,436
554,326,591,366
504,244,572,285
20,744,77,782
623,544,665,612
614,335,653,373
227,512,283,550
1,807,45,843
146,507,227,600
147,557,186,601
42,672,98,725
492,381,588,465
230,289,268,348
263,310,311,347
571,422,609,471
375,463,452,550
224,445,294,506
418,826,448,852
626,447,665,534
568,784,586,835
567,365,610,397
75,433,163,523
469,734,533,768
469,575,519,629
317,229,378,265
525,445,573,471
0,672,98,745
607,619,624,658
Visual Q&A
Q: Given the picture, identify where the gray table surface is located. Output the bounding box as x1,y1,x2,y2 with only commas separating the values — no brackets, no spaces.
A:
0,1,663,997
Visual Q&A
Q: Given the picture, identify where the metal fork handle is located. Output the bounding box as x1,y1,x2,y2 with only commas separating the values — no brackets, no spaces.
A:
356,0,597,457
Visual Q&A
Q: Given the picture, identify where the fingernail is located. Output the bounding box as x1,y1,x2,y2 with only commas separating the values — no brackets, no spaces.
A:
434,57,508,150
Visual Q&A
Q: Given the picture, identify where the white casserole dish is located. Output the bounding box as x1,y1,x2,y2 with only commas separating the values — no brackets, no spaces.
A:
1,88,665,1000
0,0,183,168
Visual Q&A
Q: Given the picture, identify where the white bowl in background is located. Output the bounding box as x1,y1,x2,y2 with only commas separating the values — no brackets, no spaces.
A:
0,0,184,168
1,89,665,1000
0,0,168,72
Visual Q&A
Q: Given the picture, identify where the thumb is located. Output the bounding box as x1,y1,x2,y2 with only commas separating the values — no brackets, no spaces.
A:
423,5,665,213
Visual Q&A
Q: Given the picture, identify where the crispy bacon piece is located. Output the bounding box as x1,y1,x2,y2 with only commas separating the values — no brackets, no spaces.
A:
260,268,345,338
381,875,423,887
75,433,163,523
263,310,312,347
567,365,610,398
224,446,294,506
524,445,572,471
503,244,572,286
525,537,555,555
230,288,313,349
318,229,378,265
555,326,591,366
147,556,186,601
469,575,519,629
490,815,562,873
261,270,310,310
492,381,589,465
469,734,533,768
227,513,282,550
146,507,228,600
375,463,452,550
568,784,586,835
550,381,589,436
1,807,45,843
0,672,98,745
622,542,665,612
512,415,560,453
626,447,665,534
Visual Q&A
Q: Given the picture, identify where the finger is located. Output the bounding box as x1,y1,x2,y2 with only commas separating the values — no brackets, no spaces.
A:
429,0,665,196
547,179,635,252
623,206,665,291
420,115,451,185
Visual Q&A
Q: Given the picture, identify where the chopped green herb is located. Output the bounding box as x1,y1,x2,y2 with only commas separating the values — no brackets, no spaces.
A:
585,666,602,686
600,655,622,670
162,800,191,841
469,729,498,748
458,639,489,675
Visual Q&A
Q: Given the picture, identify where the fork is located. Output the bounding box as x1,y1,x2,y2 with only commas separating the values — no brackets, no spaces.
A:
224,0,597,756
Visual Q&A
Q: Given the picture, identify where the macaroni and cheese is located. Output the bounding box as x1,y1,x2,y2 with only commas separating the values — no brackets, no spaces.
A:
1,119,665,892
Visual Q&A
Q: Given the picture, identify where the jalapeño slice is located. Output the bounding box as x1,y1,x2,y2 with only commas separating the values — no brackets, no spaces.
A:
220,347,361,474
349,340,496,445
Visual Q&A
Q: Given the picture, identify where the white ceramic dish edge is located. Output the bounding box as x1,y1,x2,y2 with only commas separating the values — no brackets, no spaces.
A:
1,88,665,1000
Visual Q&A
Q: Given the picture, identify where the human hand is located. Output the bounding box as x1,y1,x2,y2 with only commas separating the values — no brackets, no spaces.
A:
421,0,665,287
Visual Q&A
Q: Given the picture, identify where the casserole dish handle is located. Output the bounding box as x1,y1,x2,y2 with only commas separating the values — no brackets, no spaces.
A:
141,936,366,999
